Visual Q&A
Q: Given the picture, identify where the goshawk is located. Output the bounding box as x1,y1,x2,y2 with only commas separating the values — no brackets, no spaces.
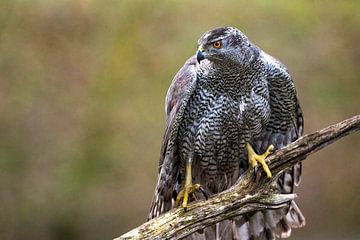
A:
149,26,305,240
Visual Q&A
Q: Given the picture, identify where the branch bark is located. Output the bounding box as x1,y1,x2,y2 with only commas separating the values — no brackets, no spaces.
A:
115,114,360,240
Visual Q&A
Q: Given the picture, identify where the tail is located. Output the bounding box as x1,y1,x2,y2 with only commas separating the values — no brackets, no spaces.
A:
183,158,306,239
231,201,305,240
183,201,305,240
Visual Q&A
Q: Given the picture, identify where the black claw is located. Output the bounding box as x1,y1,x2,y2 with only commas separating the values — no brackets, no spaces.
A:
199,186,209,200
252,166,258,181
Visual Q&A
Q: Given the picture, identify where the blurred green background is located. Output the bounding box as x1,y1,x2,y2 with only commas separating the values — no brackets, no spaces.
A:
0,0,359,239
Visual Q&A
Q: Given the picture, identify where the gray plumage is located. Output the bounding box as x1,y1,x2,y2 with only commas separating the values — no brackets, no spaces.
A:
149,27,305,239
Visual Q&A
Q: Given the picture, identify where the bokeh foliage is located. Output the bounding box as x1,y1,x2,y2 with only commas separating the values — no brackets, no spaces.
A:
0,1,359,239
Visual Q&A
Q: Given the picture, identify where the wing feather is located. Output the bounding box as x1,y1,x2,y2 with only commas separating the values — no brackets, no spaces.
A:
148,56,198,219
253,51,303,189
241,52,305,238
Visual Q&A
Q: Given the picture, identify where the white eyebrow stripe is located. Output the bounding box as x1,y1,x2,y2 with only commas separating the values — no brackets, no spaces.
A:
209,37,223,43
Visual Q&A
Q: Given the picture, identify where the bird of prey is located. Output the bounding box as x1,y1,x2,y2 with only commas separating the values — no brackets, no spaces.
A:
148,26,305,239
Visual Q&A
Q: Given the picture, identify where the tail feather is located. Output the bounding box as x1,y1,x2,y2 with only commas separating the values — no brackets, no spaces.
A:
183,201,304,240
218,220,233,239
233,216,250,240
285,201,306,229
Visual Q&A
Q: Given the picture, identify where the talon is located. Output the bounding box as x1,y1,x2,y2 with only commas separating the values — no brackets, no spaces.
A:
246,143,274,178
175,162,206,210
175,183,202,210
199,186,209,200
253,165,258,180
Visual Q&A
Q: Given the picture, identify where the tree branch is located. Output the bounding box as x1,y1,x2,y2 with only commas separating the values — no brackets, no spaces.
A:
115,114,360,240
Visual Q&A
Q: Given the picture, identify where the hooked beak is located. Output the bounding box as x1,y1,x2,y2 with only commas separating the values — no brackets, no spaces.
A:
196,47,205,63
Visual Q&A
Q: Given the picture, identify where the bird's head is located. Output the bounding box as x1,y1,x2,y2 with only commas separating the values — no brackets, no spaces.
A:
196,26,259,66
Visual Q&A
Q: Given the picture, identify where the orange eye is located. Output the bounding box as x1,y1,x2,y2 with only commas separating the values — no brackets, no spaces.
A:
213,41,221,48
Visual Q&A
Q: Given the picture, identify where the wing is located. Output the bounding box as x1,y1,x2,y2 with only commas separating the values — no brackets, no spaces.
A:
148,56,198,219
254,51,303,187
236,52,305,239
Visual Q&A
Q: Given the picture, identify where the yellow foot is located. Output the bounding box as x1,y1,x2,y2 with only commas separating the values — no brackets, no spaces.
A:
175,161,207,210
246,143,274,178
175,183,201,210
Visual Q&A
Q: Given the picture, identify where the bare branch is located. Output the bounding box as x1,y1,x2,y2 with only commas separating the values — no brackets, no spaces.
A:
115,114,360,240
